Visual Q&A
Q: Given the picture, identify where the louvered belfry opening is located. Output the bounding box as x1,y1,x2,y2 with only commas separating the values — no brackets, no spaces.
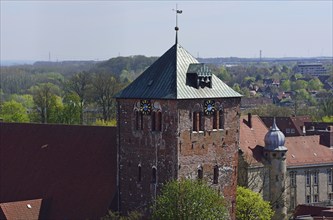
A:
186,63,212,89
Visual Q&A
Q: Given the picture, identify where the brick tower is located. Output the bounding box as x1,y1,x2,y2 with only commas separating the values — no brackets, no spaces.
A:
116,38,241,218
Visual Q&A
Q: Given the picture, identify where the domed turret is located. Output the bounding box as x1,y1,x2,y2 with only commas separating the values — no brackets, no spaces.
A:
264,118,287,151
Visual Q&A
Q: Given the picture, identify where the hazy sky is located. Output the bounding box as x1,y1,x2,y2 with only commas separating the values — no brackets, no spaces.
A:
1,1,332,61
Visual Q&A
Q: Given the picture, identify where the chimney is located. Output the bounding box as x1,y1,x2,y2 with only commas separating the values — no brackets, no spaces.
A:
248,113,252,128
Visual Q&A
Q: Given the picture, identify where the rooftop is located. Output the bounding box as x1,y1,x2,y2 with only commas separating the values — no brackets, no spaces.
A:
116,43,241,99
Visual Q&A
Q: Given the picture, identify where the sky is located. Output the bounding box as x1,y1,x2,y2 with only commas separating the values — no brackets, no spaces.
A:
1,1,332,61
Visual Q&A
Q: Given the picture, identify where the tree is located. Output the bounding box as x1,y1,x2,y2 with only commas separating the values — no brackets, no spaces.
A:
29,83,61,123
152,179,228,220
68,71,92,124
308,78,323,91
280,80,291,91
92,73,120,121
0,100,29,122
236,186,274,220
61,92,81,124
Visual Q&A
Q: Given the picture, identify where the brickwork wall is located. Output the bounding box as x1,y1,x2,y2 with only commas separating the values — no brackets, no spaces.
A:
118,97,241,218
117,99,179,213
177,98,241,220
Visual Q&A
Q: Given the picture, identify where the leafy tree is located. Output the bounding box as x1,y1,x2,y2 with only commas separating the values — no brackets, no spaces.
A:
10,94,34,109
0,100,29,122
68,71,92,124
232,83,242,94
236,186,274,220
250,104,293,117
216,67,232,83
322,116,333,123
61,93,81,124
308,78,323,91
152,179,228,220
92,73,120,121
280,80,291,91
292,80,308,90
29,83,61,123
93,119,117,126
101,210,142,220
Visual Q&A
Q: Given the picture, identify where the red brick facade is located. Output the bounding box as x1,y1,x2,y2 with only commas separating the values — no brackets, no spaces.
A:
117,97,241,218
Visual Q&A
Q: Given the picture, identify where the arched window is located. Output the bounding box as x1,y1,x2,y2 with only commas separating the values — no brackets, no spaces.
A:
138,164,142,182
219,109,224,129
152,167,157,183
198,166,203,180
151,111,156,131
213,165,219,184
213,110,218,129
193,112,204,132
157,111,162,131
135,111,140,130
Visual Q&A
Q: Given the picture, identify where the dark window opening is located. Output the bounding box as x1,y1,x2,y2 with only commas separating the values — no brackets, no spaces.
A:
213,165,219,184
198,167,203,180
219,110,224,129
151,112,156,131
199,112,204,131
135,111,140,130
157,111,162,131
213,110,218,129
152,167,157,183
193,112,199,132
138,165,142,182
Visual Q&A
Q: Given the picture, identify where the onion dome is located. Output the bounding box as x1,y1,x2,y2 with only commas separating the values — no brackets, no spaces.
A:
264,118,287,151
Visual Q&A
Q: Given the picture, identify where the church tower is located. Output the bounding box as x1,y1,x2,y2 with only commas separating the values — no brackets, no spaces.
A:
116,25,241,218
264,119,288,220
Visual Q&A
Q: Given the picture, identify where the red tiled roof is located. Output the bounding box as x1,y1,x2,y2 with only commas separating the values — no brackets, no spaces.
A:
239,115,333,167
0,122,117,219
0,199,42,220
286,135,333,167
239,115,268,166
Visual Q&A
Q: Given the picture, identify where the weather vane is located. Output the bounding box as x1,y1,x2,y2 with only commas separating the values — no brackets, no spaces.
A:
173,4,182,44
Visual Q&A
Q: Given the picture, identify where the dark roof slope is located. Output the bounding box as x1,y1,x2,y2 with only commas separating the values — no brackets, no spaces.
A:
116,43,241,99
0,122,117,219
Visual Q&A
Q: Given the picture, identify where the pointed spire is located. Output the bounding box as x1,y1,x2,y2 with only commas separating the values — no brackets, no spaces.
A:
173,5,182,44
272,117,279,131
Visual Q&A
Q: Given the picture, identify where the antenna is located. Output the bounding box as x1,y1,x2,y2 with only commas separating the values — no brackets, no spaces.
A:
173,4,182,44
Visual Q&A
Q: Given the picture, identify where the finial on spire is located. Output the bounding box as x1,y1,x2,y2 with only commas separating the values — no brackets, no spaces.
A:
173,4,182,44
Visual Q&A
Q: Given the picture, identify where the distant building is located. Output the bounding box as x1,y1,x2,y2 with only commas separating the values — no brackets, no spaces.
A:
296,63,327,76
260,116,311,137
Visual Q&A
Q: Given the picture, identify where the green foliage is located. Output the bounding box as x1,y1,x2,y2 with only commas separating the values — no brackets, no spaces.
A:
61,93,81,124
29,83,62,123
236,186,274,220
216,67,232,83
249,104,293,117
94,119,117,126
280,79,291,91
322,116,333,122
101,210,142,220
0,100,29,122
292,80,308,90
308,78,323,91
152,179,228,220
10,94,34,109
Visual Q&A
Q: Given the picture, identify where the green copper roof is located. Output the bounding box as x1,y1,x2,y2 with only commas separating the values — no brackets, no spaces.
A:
116,44,241,99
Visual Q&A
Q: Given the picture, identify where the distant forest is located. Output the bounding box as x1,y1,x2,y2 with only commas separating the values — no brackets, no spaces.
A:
1,55,332,125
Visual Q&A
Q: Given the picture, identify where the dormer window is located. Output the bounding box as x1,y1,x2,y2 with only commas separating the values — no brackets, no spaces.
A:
186,63,212,89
